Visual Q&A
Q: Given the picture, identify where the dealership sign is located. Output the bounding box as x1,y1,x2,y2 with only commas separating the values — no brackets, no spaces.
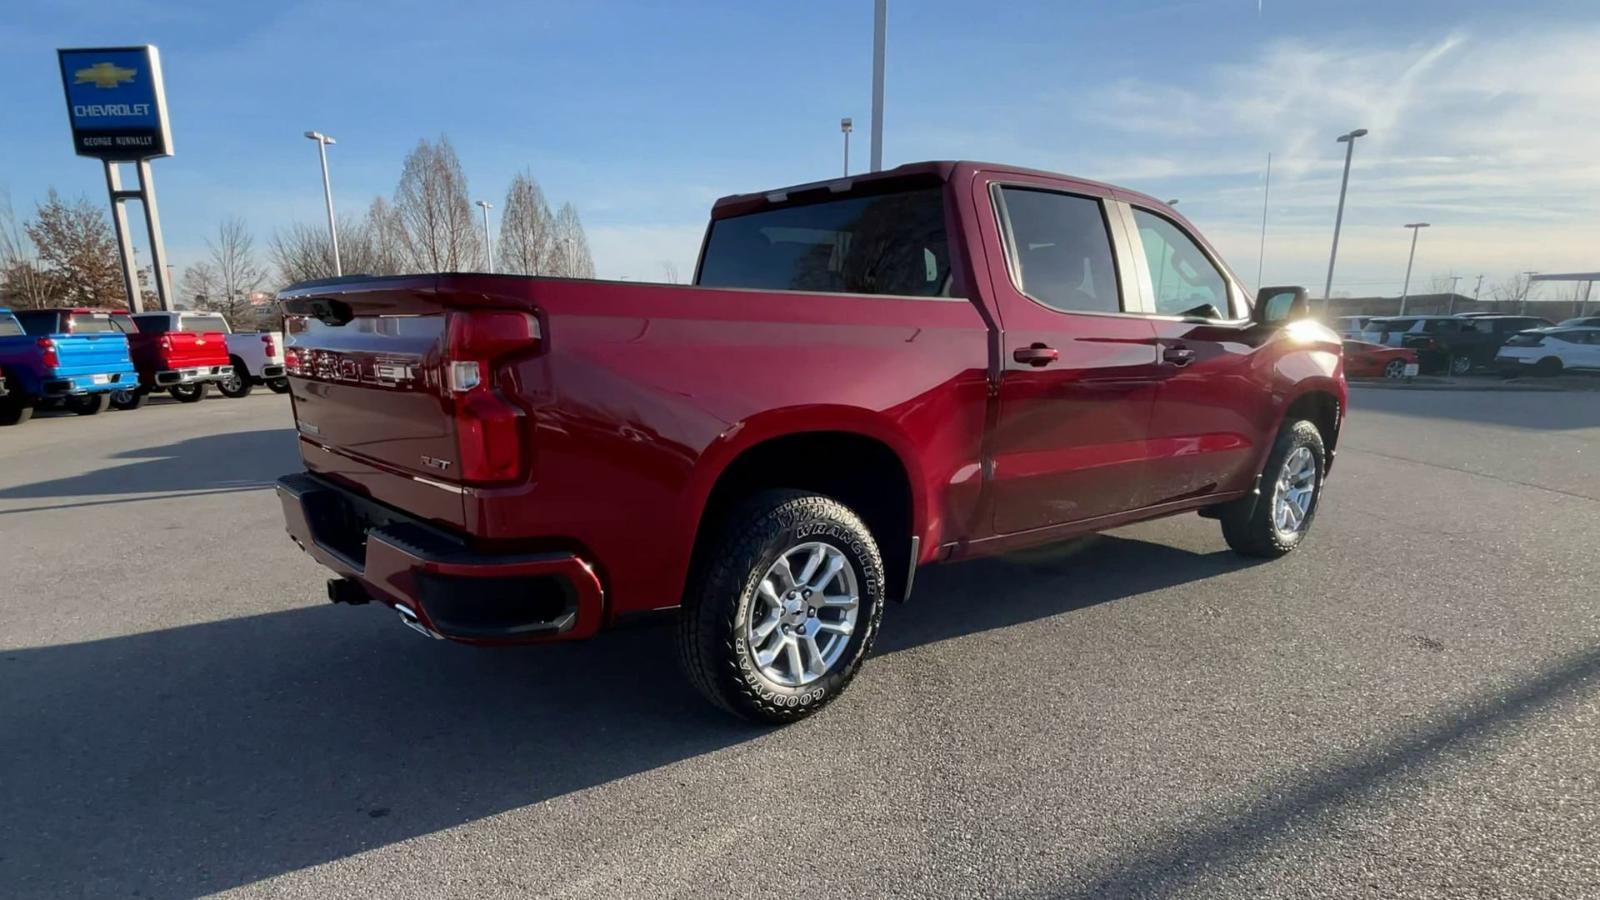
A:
57,46,172,159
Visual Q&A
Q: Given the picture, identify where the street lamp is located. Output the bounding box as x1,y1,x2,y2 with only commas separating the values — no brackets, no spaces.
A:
1398,222,1430,315
840,117,853,177
1520,270,1538,314
303,131,341,276
870,0,886,172
1323,127,1369,301
475,200,494,273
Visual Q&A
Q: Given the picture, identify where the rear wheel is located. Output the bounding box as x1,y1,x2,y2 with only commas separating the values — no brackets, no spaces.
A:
68,393,110,416
677,489,885,723
217,360,253,398
267,377,290,395
1220,420,1326,559
1448,354,1473,376
1382,359,1406,379
109,387,148,410
169,384,206,403
0,391,34,426
1534,357,1563,377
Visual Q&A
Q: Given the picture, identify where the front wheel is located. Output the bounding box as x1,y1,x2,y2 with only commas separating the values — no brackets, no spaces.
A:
267,377,290,395
1382,359,1407,379
676,490,886,723
110,387,148,410
0,392,34,426
1220,420,1326,558
1448,354,1473,376
169,384,206,403
1533,357,1563,377
68,393,110,416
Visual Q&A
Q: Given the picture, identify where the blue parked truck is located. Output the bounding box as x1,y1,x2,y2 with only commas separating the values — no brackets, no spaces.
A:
0,307,140,425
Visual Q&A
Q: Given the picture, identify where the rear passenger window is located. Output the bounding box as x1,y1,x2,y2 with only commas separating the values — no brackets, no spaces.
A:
1131,209,1229,318
996,187,1121,314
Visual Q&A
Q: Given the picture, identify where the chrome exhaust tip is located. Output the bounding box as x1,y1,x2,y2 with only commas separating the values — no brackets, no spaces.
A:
395,603,443,640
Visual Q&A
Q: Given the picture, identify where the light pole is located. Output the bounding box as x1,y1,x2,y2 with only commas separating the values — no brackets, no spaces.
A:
840,117,853,176
1398,222,1430,315
475,200,494,273
1323,128,1369,301
1447,274,1461,314
304,131,341,276
1473,273,1485,302
1519,270,1538,314
870,0,886,172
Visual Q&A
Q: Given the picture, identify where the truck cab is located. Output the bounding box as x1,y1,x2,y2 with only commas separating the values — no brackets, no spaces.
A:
0,307,139,424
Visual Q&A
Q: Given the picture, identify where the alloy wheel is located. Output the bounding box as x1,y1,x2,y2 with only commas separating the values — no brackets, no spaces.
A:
1272,446,1318,540
744,541,860,688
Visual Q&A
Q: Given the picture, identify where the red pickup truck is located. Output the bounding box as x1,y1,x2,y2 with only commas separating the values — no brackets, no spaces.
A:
107,310,235,408
276,161,1345,722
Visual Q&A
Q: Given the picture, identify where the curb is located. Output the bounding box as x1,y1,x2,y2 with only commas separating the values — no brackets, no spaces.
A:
1349,379,1568,393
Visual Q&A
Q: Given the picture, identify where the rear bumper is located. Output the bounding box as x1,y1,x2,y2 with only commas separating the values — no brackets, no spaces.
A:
276,472,605,643
42,371,135,396
154,364,232,386
259,364,286,379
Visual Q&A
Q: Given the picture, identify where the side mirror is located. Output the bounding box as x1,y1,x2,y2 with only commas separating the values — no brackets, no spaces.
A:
1254,286,1310,327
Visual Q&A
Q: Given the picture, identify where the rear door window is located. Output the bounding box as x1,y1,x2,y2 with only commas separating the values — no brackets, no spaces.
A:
0,317,23,337
995,187,1122,314
697,185,951,297
15,311,59,335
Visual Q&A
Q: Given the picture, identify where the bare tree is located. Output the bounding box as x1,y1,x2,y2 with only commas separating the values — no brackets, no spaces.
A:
0,189,54,309
24,189,126,307
179,260,219,308
660,260,680,284
393,136,481,272
271,201,407,287
1490,273,1532,304
551,202,595,278
498,172,555,276
194,218,266,327
362,197,406,276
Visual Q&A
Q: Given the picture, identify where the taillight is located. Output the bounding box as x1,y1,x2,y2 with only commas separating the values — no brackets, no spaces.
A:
160,334,174,352
37,337,59,368
445,311,541,483
261,333,277,358
283,347,301,373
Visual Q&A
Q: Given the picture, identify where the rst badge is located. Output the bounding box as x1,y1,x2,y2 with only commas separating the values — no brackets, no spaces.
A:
420,456,453,472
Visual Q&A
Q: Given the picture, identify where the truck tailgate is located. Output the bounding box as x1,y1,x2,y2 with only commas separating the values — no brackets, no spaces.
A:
49,333,134,379
161,331,230,368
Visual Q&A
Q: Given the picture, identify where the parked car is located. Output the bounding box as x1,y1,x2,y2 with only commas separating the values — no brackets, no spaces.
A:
275,160,1347,723
0,308,139,424
106,310,234,407
1400,314,1553,375
1342,340,1417,379
1494,327,1600,376
1556,316,1600,329
1331,316,1371,339
217,324,288,398
1454,312,1503,318
1359,315,1464,347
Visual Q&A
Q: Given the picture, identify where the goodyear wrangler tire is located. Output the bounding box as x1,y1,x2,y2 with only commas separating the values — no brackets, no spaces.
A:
677,489,886,724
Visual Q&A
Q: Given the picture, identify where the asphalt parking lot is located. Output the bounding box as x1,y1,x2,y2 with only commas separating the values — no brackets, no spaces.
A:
2,388,1597,899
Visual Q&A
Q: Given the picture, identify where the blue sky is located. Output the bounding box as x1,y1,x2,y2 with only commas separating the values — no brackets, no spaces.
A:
4,0,1598,299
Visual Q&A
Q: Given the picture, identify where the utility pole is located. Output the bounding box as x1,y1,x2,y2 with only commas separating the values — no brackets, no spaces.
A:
1473,273,1484,302
870,0,886,172
1257,151,1271,289
1398,222,1429,316
1447,274,1461,314
1519,271,1538,314
1323,128,1368,301
475,200,494,273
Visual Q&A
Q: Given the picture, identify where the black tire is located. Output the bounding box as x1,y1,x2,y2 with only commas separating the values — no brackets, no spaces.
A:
169,383,206,403
1533,357,1563,377
677,489,886,724
1448,354,1473,376
217,359,253,398
0,391,34,426
267,377,290,395
68,393,110,416
1220,420,1326,559
110,387,148,411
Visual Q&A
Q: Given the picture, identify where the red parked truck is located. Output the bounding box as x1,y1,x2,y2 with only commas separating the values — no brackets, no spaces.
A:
107,310,235,408
276,161,1346,722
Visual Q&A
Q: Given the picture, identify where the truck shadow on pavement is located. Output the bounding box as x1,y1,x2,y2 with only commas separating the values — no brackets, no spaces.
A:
1,534,1244,898
0,428,296,512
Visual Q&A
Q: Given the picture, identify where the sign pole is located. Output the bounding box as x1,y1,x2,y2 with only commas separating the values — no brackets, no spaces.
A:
103,162,144,312
138,160,172,309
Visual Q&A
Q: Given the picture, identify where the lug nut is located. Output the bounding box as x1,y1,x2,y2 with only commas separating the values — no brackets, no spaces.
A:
781,624,790,633
796,625,806,635
807,607,816,617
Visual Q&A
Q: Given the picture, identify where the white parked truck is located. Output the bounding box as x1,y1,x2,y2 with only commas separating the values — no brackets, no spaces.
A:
218,325,288,398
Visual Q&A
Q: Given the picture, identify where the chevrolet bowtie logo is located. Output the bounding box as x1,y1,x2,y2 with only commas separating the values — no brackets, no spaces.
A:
74,62,136,89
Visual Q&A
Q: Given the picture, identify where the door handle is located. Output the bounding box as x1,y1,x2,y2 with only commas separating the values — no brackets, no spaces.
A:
1013,344,1060,367
1163,346,1196,366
